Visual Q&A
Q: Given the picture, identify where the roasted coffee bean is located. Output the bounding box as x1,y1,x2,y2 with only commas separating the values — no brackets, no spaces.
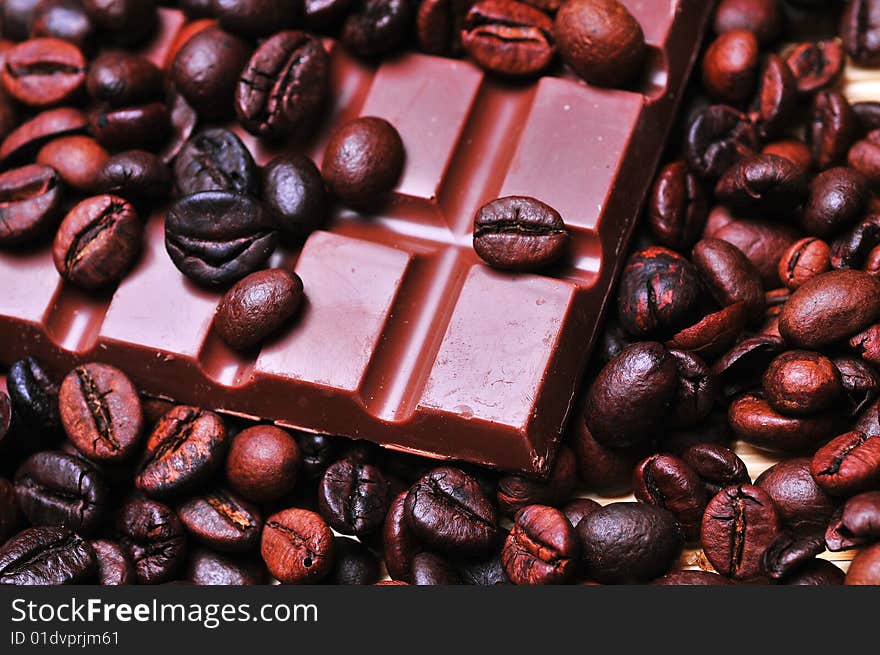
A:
318,458,390,536
303,0,352,30
136,405,226,498
755,458,836,537
501,505,578,585
668,350,716,427
762,350,842,416
555,0,645,87
173,128,258,197
405,467,498,556
58,363,142,462
383,491,421,581
826,490,880,551
53,195,141,289
802,167,868,238
850,324,880,366
685,105,758,180
714,0,781,44
714,154,807,215
95,150,170,204
461,0,555,77
296,433,340,482
3,0,42,40
0,107,87,163
651,570,731,585
702,30,759,104
1,38,85,107
214,268,303,351
763,139,813,173
781,558,843,585
165,191,277,287
496,446,576,517
585,342,678,448
236,31,328,140
779,270,880,348
701,484,780,580
0,478,20,544
666,302,748,360
834,356,880,415
778,238,831,290
617,247,703,337
171,27,250,121
560,498,600,529
710,216,800,288
31,0,95,49
809,90,858,171
117,497,186,584
90,539,134,585
226,425,299,503
261,508,334,584
86,50,162,107
0,164,63,245
214,0,298,38
647,161,709,251
83,0,158,46
407,552,458,585
845,542,880,584
0,527,95,584
633,454,706,541
841,0,880,67
340,0,413,59
262,155,326,240
848,130,880,185
322,116,404,208
89,102,169,152
681,443,749,498
36,135,107,193
811,431,880,497
854,397,880,436
577,502,683,584
7,357,61,437
327,537,380,585
416,0,472,55
15,451,108,535
751,55,797,140
571,420,644,495
472,196,568,271
186,548,266,585
854,101,880,136
728,392,837,452
784,39,844,94
831,215,880,270
761,532,825,579
178,488,262,553
692,237,764,319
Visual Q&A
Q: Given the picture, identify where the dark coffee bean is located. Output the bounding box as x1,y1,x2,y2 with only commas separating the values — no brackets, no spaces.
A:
214,0,298,38
0,526,95,584
715,154,807,215
0,164,63,245
472,196,568,271
383,491,421,581
848,129,880,185
701,484,780,580
501,505,578,585
802,167,868,238
692,237,764,319
783,558,844,585
685,105,759,180
755,458,836,537
555,0,644,87
826,490,880,551
31,0,95,49
854,397,880,436
1,37,85,107
90,539,134,585
214,268,303,351
322,116,404,209
186,548,266,585
171,27,250,121
456,550,510,585
831,215,880,270
158,90,197,166
53,195,141,289
296,433,340,482
58,363,142,462
461,0,554,77
15,450,108,535
854,101,880,136
845,542,880,584
763,138,813,173
0,478,23,544
584,342,678,448
0,106,87,164
710,216,800,288
409,552,459,585
680,443,749,497
811,431,880,497
778,237,831,290
165,191,278,287
86,50,162,107
779,270,880,348
841,0,880,67
763,350,842,416
3,0,42,40
136,405,227,498
416,0,472,55
36,135,107,193
761,532,825,579
668,350,716,428
261,508,334,584
95,150,170,204
570,419,643,495
750,55,796,140
651,570,732,585
784,39,844,94
83,0,157,46
226,425,299,503
326,537,379,585
178,488,262,553
405,467,498,556
496,445,576,517
647,161,709,252
577,502,683,584
318,458,390,536
262,155,326,240
173,127,259,197
235,31,328,140
702,30,759,104
303,0,352,29
89,102,170,152
834,356,880,416
560,498,600,530
340,0,413,59
809,90,858,171
728,392,838,452
633,454,706,541
714,0,781,44
117,497,186,584
7,357,61,436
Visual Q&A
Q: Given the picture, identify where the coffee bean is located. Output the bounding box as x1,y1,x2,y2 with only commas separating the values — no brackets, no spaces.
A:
409,551,459,585
666,302,748,360
826,490,880,551
802,167,868,238
302,0,351,28
31,0,95,50
633,454,706,541
761,532,825,579
571,419,644,495
58,363,142,462
785,558,845,585
3,0,42,40
89,102,169,152
702,30,760,104
318,458,390,536
763,139,813,174
90,539,134,585
261,508,334,584
95,150,170,204
405,467,498,556
845,542,880,584
784,39,844,94
500,505,578,585
416,0,471,55
117,497,186,584
262,155,326,240
668,350,717,427
809,90,858,171
297,433,341,482
850,324,880,367
340,0,412,59
714,0,782,45
778,238,831,290
7,357,61,437
710,216,800,287
692,237,765,320
834,355,880,416
186,548,266,585
322,116,404,209
0,478,23,544
750,56,798,138
36,135,108,193
577,502,683,584
165,191,278,287
214,268,303,351
136,405,227,498
235,31,328,140
214,0,298,38
1,38,85,107
496,445,576,517
158,90,197,166
841,0,880,67
226,425,299,503
326,536,380,585
762,350,842,416
472,196,568,271
714,154,807,215
0,526,95,584
680,443,749,497
173,128,259,197
811,431,880,497
83,0,158,46
755,458,836,537
383,491,421,581
86,50,163,107
647,161,709,251
555,0,645,87
728,392,838,452
0,106,87,164
0,164,63,245
651,570,732,585
53,195,141,289
685,105,759,180
831,215,880,270
848,130,880,185
178,488,262,553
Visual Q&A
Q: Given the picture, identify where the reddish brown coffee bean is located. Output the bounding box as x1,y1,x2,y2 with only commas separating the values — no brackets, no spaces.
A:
762,350,842,416
83,0,158,47
633,454,706,540
831,214,880,270
812,431,880,497
86,50,162,107
666,303,748,360
647,161,709,251
340,0,412,58
712,334,785,398
841,0,880,67
58,363,143,462
702,30,760,104
0,107,87,163
668,349,717,428
570,419,643,496
846,542,880,584
784,39,844,94
383,491,422,582
318,458,390,537
681,443,749,497
1,38,85,107
802,168,869,238
710,216,801,288
214,0,299,38
416,0,473,55
36,135,108,193
826,490,880,551
53,195,141,289
834,355,880,416
410,552,460,585
0,164,63,245
714,0,782,45
496,445,576,517
701,484,781,580
30,0,93,48
261,508,334,584
750,55,797,140
850,324,880,366
554,0,645,87
178,488,262,553
88,102,169,151
763,139,813,174
755,458,836,537
501,505,578,585
809,90,858,171
90,539,134,585
714,154,807,215
778,238,831,290
225,425,300,503
761,532,826,579
685,105,759,180
779,270,880,348
692,237,765,319
94,150,170,204
848,130,880,185
728,392,838,452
